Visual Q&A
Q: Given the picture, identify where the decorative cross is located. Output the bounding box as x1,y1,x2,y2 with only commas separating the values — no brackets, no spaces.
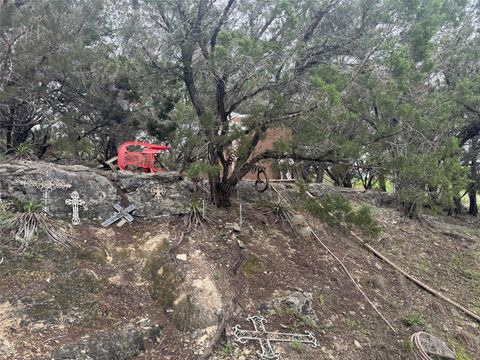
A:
101,203,136,227
65,191,86,225
233,315,318,359
16,172,71,213
150,185,167,201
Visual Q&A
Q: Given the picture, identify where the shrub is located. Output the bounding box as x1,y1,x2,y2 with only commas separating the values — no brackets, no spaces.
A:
305,194,381,238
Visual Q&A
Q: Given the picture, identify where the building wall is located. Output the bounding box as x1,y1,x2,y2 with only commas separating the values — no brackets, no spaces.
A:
244,126,292,180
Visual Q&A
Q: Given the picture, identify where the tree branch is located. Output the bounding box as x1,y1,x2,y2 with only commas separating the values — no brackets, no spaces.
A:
210,0,236,51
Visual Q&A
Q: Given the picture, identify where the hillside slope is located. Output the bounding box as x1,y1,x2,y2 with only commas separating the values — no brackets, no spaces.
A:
0,187,479,359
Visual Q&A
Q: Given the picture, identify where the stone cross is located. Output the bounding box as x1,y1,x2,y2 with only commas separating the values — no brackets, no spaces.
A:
16,172,71,213
150,185,167,201
233,315,318,359
101,203,136,227
65,191,86,225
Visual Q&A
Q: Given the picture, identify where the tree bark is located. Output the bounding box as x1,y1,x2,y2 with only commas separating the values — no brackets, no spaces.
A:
378,173,387,192
105,135,117,160
453,196,462,215
468,161,478,216
316,162,327,183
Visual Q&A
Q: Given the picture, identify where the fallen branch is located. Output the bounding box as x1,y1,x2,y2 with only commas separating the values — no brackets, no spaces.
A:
270,185,397,334
353,231,480,323
299,189,480,324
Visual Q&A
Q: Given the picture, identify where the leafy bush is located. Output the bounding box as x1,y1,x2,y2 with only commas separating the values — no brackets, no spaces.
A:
305,195,381,238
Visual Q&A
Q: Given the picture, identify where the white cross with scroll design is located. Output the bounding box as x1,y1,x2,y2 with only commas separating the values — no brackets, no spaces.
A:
150,185,167,201
65,191,86,225
233,315,318,359
16,172,71,213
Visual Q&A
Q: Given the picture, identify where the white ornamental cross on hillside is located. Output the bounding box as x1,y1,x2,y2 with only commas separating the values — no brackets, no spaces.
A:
65,191,86,225
233,315,318,359
16,172,71,213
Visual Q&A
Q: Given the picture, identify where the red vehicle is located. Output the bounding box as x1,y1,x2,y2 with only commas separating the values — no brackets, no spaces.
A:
117,142,171,173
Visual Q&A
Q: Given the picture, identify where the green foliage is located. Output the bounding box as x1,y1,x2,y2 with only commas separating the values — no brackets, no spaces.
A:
402,312,425,327
183,198,212,231
221,344,233,357
186,162,222,181
449,340,473,360
304,195,381,238
392,140,468,217
242,255,262,276
12,142,36,160
290,340,306,354
19,200,42,214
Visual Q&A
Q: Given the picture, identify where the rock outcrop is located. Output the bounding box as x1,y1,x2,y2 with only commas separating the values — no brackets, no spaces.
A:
115,171,194,217
0,161,194,222
0,161,118,221
49,321,161,360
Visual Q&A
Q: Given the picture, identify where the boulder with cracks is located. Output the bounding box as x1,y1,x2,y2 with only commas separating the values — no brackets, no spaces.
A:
48,321,162,360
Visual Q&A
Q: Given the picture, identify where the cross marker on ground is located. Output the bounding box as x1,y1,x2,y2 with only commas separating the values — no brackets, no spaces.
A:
233,315,318,359
101,203,136,227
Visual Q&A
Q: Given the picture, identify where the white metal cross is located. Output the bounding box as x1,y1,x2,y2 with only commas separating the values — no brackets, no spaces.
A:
150,185,167,200
16,172,71,213
233,315,318,359
65,191,86,225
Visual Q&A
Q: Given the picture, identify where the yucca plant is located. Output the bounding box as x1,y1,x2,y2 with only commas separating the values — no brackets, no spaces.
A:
262,200,295,230
1,200,75,253
182,198,214,231
12,142,36,160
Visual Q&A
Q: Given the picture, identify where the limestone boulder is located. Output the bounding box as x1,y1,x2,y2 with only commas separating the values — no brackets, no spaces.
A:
49,321,161,360
0,161,119,221
115,171,195,217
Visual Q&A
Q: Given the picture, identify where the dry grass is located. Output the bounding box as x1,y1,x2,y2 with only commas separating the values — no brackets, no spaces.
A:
1,202,75,253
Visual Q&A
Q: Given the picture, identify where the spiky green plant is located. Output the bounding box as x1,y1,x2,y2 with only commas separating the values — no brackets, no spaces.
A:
262,200,294,229
12,142,36,160
182,198,214,231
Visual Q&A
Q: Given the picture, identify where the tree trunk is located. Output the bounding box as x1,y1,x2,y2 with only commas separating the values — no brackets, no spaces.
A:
208,143,231,207
105,135,117,160
453,196,462,215
316,162,327,183
468,161,478,216
378,174,387,192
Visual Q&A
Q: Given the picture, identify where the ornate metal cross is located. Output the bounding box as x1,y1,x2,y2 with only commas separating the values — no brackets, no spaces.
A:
16,172,71,213
101,203,136,227
65,191,86,225
233,315,318,359
150,185,167,201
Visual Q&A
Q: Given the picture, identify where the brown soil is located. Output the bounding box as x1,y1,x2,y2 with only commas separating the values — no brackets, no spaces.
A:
0,196,479,360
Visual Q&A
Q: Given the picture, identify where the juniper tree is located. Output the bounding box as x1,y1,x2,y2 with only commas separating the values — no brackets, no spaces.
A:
133,0,400,206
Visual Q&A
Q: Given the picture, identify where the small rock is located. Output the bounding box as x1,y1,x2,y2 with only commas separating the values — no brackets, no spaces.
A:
374,263,382,270
299,226,312,237
176,254,187,261
354,340,362,349
292,214,307,226
236,239,246,249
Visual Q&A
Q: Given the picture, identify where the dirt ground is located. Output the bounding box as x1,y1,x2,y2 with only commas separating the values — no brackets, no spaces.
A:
0,192,479,359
